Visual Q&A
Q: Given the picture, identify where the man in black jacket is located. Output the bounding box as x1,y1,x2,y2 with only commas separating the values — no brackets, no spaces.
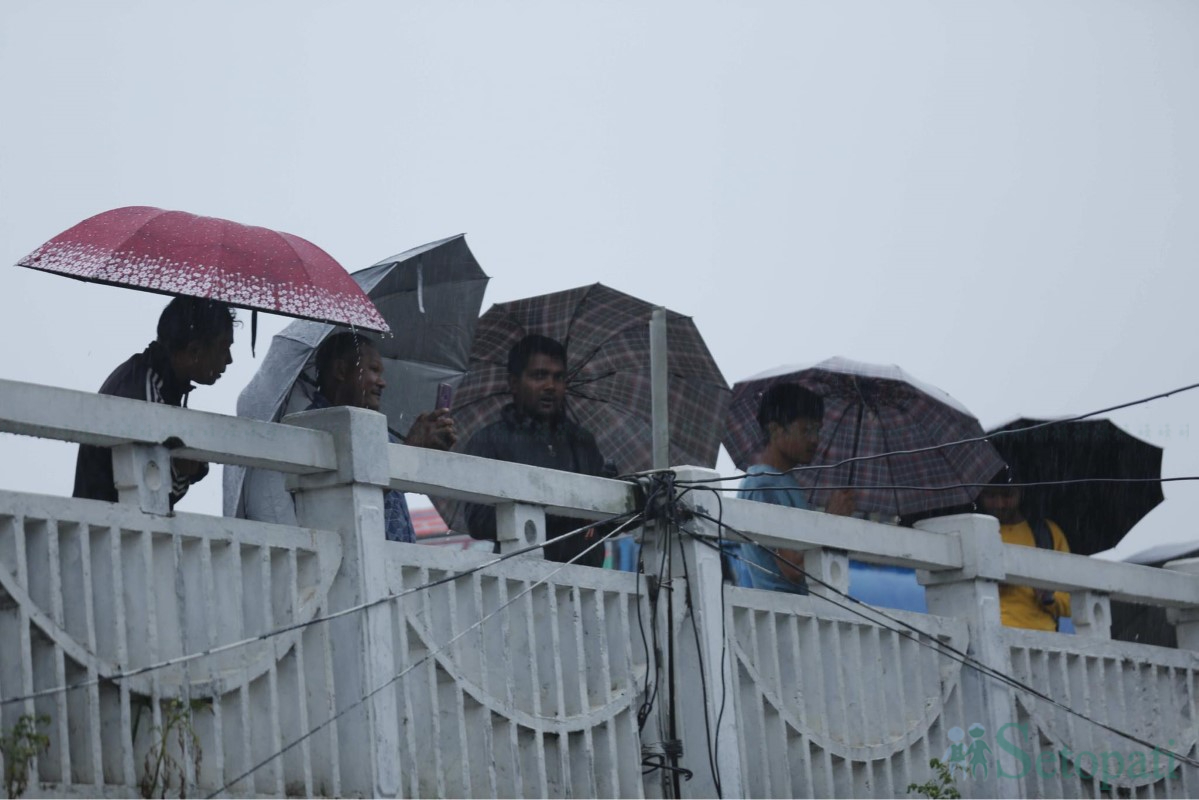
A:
74,296,235,507
462,334,609,567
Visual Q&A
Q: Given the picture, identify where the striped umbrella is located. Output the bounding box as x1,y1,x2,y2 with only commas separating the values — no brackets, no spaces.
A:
437,283,729,530
723,357,1005,518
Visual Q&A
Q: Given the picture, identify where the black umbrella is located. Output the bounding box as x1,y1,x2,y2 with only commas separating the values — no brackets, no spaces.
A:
986,418,1164,556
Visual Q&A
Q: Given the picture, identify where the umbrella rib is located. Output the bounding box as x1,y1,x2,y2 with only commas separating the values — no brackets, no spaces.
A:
568,370,617,388
96,209,172,278
560,286,598,379
871,409,906,516
808,401,858,505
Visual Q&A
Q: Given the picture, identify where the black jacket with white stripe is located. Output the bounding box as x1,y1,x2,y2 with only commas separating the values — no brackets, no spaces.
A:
72,341,206,507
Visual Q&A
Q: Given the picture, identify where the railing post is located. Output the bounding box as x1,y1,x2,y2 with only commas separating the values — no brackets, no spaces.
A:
1070,590,1112,639
804,547,850,600
916,514,1022,797
285,405,402,797
495,501,547,557
111,443,172,514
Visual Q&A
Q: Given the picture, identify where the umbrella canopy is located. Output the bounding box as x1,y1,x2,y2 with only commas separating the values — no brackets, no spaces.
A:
18,205,389,332
723,357,1005,518
986,417,1164,556
434,283,730,529
223,234,488,517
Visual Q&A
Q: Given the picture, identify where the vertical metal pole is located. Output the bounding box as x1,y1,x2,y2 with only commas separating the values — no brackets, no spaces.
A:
650,308,670,471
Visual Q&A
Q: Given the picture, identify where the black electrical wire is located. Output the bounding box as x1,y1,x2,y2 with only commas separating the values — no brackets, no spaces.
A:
683,475,1199,495
634,476,671,734
681,379,1199,485
206,512,644,799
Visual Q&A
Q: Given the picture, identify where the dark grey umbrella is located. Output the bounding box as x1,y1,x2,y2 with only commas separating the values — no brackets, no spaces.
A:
224,234,489,517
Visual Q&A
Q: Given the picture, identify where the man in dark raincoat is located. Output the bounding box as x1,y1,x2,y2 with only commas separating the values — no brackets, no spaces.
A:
73,296,235,507
461,334,610,567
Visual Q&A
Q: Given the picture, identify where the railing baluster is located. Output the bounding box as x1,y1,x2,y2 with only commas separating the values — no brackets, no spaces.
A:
545,581,570,793
444,565,471,797
472,570,500,798
317,580,342,798
494,575,522,798
196,536,223,793
800,611,835,796
108,526,135,787
40,520,71,783
867,624,895,795
394,565,420,800
1181,665,1197,798
889,624,912,794
76,523,103,788
522,581,549,796
169,530,194,795
618,583,644,800
140,528,164,781
233,542,253,795
283,545,314,798
744,608,771,796
12,514,40,785
420,567,448,798
762,609,788,794
594,589,618,798
786,614,815,798
570,584,597,797
259,545,284,795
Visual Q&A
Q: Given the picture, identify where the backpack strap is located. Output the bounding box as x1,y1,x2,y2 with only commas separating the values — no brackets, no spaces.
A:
1029,517,1055,551
1029,517,1060,630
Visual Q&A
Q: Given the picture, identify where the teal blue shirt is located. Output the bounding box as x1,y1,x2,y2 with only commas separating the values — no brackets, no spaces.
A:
726,465,809,593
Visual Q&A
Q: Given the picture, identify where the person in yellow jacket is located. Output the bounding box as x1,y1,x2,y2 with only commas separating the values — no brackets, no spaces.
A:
976,469,1071,631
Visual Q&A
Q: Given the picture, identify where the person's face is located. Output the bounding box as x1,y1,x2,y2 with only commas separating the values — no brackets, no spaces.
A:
184,328,234,385
770,416,822,465
509,353,567,421
978,485,1023,525
336,345,387,411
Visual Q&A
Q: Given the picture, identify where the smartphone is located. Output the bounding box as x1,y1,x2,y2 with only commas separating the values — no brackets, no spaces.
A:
436,382,454,410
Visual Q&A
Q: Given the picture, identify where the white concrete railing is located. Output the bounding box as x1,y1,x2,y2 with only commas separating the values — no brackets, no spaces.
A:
2,377,1199,798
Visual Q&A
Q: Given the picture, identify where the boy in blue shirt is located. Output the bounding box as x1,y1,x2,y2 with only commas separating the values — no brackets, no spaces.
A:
728,383,855,592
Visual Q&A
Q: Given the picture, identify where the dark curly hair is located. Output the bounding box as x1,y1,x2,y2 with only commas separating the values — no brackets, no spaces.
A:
156,297,236,353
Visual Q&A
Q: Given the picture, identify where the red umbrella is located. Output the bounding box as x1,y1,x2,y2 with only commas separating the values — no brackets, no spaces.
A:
17,206,389,335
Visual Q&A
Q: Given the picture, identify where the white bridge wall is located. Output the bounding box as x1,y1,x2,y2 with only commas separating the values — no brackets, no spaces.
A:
0,378,1197,798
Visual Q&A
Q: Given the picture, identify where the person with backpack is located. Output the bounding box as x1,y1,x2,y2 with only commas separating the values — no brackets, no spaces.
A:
976,466,1071,630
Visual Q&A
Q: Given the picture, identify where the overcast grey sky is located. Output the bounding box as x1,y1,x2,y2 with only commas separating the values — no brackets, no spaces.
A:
2,1,1197,559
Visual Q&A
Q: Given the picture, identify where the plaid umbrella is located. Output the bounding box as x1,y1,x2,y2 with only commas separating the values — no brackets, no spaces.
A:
986,418,1164,555
436,283,729,529
723,357,1005,518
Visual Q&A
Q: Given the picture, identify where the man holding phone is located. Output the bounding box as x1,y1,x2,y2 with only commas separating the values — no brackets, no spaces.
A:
238,332,456,542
